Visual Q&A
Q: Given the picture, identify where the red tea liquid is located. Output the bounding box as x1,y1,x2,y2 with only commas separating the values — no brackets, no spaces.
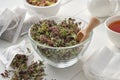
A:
109,20,120,33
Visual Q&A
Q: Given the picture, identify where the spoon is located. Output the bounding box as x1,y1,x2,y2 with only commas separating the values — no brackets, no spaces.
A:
76,17,100,42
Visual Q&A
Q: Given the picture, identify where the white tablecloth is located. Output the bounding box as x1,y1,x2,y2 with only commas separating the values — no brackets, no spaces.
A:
0,0,120,80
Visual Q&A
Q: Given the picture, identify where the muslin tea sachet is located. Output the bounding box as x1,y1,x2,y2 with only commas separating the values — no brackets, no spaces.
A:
0,40,34,69
83,47,120,80
0,7,45,42
0,7,26,43
0,9,16,37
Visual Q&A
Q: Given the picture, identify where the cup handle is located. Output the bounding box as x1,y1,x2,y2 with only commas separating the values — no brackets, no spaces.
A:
61,0,73,6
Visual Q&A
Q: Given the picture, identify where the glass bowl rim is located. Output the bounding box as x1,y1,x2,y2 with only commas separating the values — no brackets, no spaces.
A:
28,16,93,49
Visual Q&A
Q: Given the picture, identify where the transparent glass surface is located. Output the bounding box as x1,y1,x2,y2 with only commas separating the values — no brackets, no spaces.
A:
28,16,93,68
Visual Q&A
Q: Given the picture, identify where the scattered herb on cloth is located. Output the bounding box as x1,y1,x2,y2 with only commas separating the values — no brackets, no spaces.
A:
1,54,45,80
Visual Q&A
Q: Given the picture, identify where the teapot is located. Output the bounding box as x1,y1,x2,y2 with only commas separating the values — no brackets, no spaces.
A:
87,0,120,17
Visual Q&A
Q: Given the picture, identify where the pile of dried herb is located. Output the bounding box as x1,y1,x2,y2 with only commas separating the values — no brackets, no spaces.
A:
30,18,84,63
1,54,45,80
30,18,81,47
27,0,57,6
10,54,28,69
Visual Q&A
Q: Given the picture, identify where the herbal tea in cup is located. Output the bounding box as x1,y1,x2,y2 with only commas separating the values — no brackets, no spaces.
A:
105,15,120,48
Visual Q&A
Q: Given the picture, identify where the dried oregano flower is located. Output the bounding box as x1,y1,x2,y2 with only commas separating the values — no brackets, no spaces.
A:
0,70,10,78
30,18,81,47
11,61,45,80
30,18,83,62
10,54,28,69
1,54,45,80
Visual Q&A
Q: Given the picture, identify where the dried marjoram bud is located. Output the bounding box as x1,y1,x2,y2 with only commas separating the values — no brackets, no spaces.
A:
1,70,9,78
10,54,28,69
11,61,45,80
1,53,46,80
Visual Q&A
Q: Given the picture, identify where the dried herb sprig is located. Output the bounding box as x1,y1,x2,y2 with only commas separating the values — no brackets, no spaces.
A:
1,70,10,78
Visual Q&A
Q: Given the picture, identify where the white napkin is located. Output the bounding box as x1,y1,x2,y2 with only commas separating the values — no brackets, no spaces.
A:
0,40,34,69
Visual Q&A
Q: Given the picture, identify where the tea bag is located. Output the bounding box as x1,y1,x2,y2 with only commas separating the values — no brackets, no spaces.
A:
84,47,114,76
89,47,114,75
0,7,26,43
20,14,45,36
102,54,120,78
0,9,16,36
0,40,34,69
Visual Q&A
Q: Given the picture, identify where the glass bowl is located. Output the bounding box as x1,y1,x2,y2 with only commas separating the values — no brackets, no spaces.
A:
28,16,93,68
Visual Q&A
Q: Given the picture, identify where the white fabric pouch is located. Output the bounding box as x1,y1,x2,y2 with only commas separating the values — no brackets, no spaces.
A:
0,7,26,43
83,46,120,80
0,9,16,37
0,40,34,69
